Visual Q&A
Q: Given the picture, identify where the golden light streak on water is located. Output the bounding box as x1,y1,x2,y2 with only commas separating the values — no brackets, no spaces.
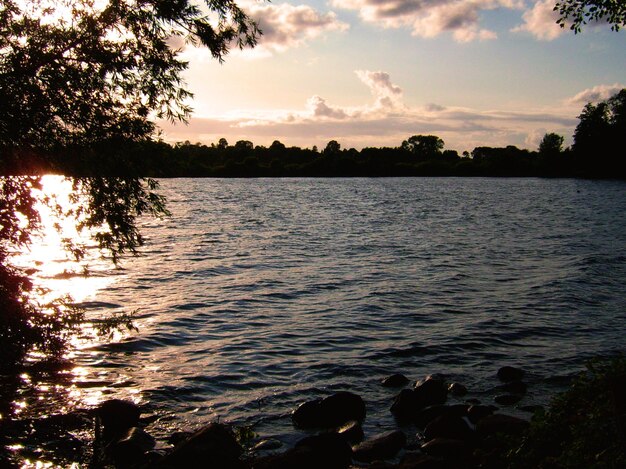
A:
9,176,140,414
14,175,116,305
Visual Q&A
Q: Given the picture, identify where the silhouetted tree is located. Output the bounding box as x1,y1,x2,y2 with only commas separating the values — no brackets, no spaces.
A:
235,140,254,151
539,133,565,156
0,0,259,370
324,140,341,155
572,89,626,176
218,138,229,149
269,140,285,151
401,135,444,159
555,0,626,32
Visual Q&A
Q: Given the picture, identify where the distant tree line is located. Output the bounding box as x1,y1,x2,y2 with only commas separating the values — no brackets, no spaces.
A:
2,90,625,179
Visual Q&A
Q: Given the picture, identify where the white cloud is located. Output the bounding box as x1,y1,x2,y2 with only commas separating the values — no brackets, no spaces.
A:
355,70,403,108
158,70,577,151
565,83,626,105
307,96,350,119
178,2,348,60
511,0,564,40
330,0,523,42
245,2,349,54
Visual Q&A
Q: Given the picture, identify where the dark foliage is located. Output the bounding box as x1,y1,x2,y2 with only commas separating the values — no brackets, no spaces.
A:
0,0,260,371
555,0,626,33
506,355,626,468
572,89,626,177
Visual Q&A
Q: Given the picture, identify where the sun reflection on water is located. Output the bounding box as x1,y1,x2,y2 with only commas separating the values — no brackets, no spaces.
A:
5,176,144,465
14,175,116,304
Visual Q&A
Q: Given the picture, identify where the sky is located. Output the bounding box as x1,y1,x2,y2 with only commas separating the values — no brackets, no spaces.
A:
157,0,626,153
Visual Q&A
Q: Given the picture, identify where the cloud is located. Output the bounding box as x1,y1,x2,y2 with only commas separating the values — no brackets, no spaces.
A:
330,0,523,42
307,96,350,119
178,2,348,59
511,0,564,40
158,70,577,151
245,2,349,54
565,83,626,105
355,70,403,108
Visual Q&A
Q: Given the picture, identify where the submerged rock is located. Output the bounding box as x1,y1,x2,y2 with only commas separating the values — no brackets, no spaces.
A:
292,399,323,428
467,405,497,424
497,366,525,383
252,439,283,452
391,376,448,422
156,422,244,468
495,380,527,394
414,404,468,429
382,374,410,388
414,376,448,408
423,414,475,442
494,394,523,406
448,383,468,396
107,427,156,468
336,420,364,443
399,451,447,469
292,392,366,428
253,433,351,469
420,438,475,464
352,430,406,463
391,389,421,422
96,399,141,440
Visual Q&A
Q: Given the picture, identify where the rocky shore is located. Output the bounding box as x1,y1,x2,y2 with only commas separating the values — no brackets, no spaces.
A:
87,366,534,468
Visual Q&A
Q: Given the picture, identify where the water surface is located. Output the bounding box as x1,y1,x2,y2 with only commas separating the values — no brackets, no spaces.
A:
22,178,626,449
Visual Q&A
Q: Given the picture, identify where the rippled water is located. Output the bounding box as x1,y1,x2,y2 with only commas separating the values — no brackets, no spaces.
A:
16,178,626,453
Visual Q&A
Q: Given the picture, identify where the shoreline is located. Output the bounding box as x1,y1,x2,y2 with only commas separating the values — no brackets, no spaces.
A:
2,356,625,467
0,365,570,468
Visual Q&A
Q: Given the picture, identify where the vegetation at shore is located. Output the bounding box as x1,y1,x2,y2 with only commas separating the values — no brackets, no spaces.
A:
3,90,626,180
505,355,626,469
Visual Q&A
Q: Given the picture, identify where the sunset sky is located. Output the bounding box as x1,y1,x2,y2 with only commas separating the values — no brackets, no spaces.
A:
158,0,626,153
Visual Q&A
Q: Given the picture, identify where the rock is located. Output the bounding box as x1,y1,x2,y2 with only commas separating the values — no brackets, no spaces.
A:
167,431,193,446
495,380,527,394
292,399,323,428
295,432,353,459
253,433,352,469
476,414,529,437
497,366,524,382
391,389,421,422
352,430,406,463
293,392,365,428
107,427,156,468
382,373,410,388
399,451,447,468
415,405,468,429
336,420,364,443
448,383,468,396
466,405,497,424
414,376,448,408
96,399,141,440
364,462,396,469
156,422,244,468
319,391,366,427
420,438,475,463
392,377,448,422
252,439,283,452
415,405,452,429
423,414,475,442
494,394,523,406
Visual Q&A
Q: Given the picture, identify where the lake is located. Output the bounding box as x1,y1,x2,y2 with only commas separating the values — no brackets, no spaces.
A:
16,177,626,450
